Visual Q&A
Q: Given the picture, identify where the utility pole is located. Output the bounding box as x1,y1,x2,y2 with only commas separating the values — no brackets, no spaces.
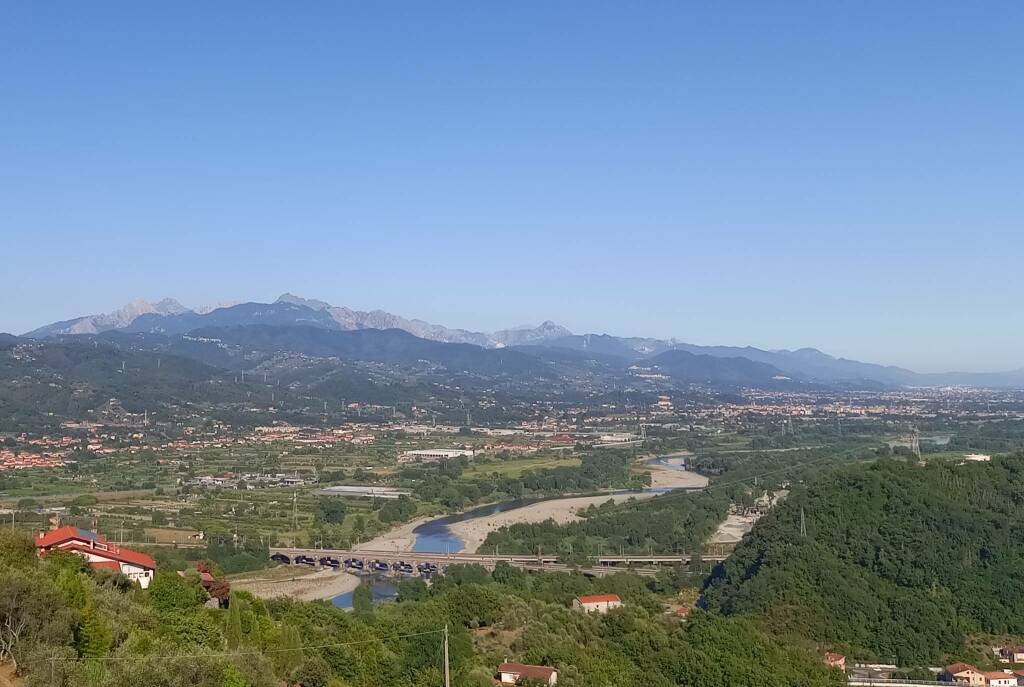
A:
800,507,807,537
442,622,450,687
443,624,451,687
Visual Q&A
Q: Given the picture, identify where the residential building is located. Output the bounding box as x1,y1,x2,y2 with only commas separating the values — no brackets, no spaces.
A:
982,672,1018,687
824,653,847,670
1001,647,1024,664
944,663,987,687
573,593,623,614
498,662,557,685
36,526,156,588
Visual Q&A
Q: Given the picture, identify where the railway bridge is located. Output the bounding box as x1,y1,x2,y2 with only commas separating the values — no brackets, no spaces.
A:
269,547,727,577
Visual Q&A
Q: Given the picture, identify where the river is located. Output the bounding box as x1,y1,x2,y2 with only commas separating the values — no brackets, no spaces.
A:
411,452,699,554
331,577,398,608
332,453,700,607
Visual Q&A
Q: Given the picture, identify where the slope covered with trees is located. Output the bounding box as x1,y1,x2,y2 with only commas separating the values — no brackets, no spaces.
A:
0,528,841,687
703,454,1024,665
480,489,729,561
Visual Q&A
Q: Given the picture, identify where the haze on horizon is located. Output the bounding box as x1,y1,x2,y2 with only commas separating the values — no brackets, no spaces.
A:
2,3,1022,374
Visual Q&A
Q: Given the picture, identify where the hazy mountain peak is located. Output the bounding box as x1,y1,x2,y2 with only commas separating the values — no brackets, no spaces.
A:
24,298,193,337
151,298,190,315
275,293,332,311
493,320,572,346
193,300,242,315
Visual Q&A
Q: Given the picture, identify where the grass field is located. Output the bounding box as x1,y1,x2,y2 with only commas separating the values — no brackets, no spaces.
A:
144,526,203,543
462,454,581,478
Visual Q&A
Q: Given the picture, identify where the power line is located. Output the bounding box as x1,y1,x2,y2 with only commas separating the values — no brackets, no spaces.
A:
30,629,445,666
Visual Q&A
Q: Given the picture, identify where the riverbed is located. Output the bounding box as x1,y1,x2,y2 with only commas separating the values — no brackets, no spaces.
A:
231,564,362,601
354,452,709,556
326,453,707,606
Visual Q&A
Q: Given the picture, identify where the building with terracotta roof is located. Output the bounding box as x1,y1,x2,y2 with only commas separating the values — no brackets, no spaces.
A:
573,593,622,614
36,526,156,588
497,662,557,685
981,672,1018,686
943,663,986,686
824,652,846,670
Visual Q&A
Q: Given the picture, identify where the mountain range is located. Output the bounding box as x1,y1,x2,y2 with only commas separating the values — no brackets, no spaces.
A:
19,294,1024,388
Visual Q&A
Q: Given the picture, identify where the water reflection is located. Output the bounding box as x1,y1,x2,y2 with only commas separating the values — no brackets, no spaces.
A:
331,576,398,609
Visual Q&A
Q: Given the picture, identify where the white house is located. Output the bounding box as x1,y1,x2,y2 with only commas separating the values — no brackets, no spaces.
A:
1001,646,1024,664
982,672,1018,687
498,662,557,685
36,526,156,588
573,593,623,614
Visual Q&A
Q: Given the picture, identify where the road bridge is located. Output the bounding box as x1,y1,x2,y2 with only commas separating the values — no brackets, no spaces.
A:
270,547,727,570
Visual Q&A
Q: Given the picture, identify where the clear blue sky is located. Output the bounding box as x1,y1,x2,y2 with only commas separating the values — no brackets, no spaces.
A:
2,3,1022,372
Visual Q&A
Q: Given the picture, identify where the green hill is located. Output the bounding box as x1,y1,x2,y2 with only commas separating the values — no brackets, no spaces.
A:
703,455,1024,665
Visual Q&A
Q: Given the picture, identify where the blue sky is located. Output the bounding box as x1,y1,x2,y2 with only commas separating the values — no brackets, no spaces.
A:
2,3,1021,372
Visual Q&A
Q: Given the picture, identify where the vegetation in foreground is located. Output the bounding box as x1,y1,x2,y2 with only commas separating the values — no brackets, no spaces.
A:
0,529,840,687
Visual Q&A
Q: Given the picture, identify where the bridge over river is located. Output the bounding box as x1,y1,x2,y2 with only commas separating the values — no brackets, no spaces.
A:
269,546,728,577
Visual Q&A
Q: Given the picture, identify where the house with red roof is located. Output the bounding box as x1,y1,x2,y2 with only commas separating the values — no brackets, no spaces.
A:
497,662,557,685
824,652,846,670
943,663,986,686
36,526,156,588
980,671,1018,687
573,593,622,614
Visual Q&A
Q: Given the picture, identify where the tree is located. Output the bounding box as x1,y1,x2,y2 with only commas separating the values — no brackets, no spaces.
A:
442,584,501,628
76,601,111,658
316,498,346,525
397,578,427,602
0,530,38,568
0,572,75,671
350,515,366,542
295,656,332,687
491,562,528,591
148,571,207,614
352,583,373,615
275,624,304,677
208,579,231,606
221,663,247,687
56,568,89,609
224,594,242,650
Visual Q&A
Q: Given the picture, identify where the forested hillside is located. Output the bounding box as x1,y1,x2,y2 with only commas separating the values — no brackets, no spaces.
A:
480,489,729,560
0,339,221,431
704,454,1024,666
